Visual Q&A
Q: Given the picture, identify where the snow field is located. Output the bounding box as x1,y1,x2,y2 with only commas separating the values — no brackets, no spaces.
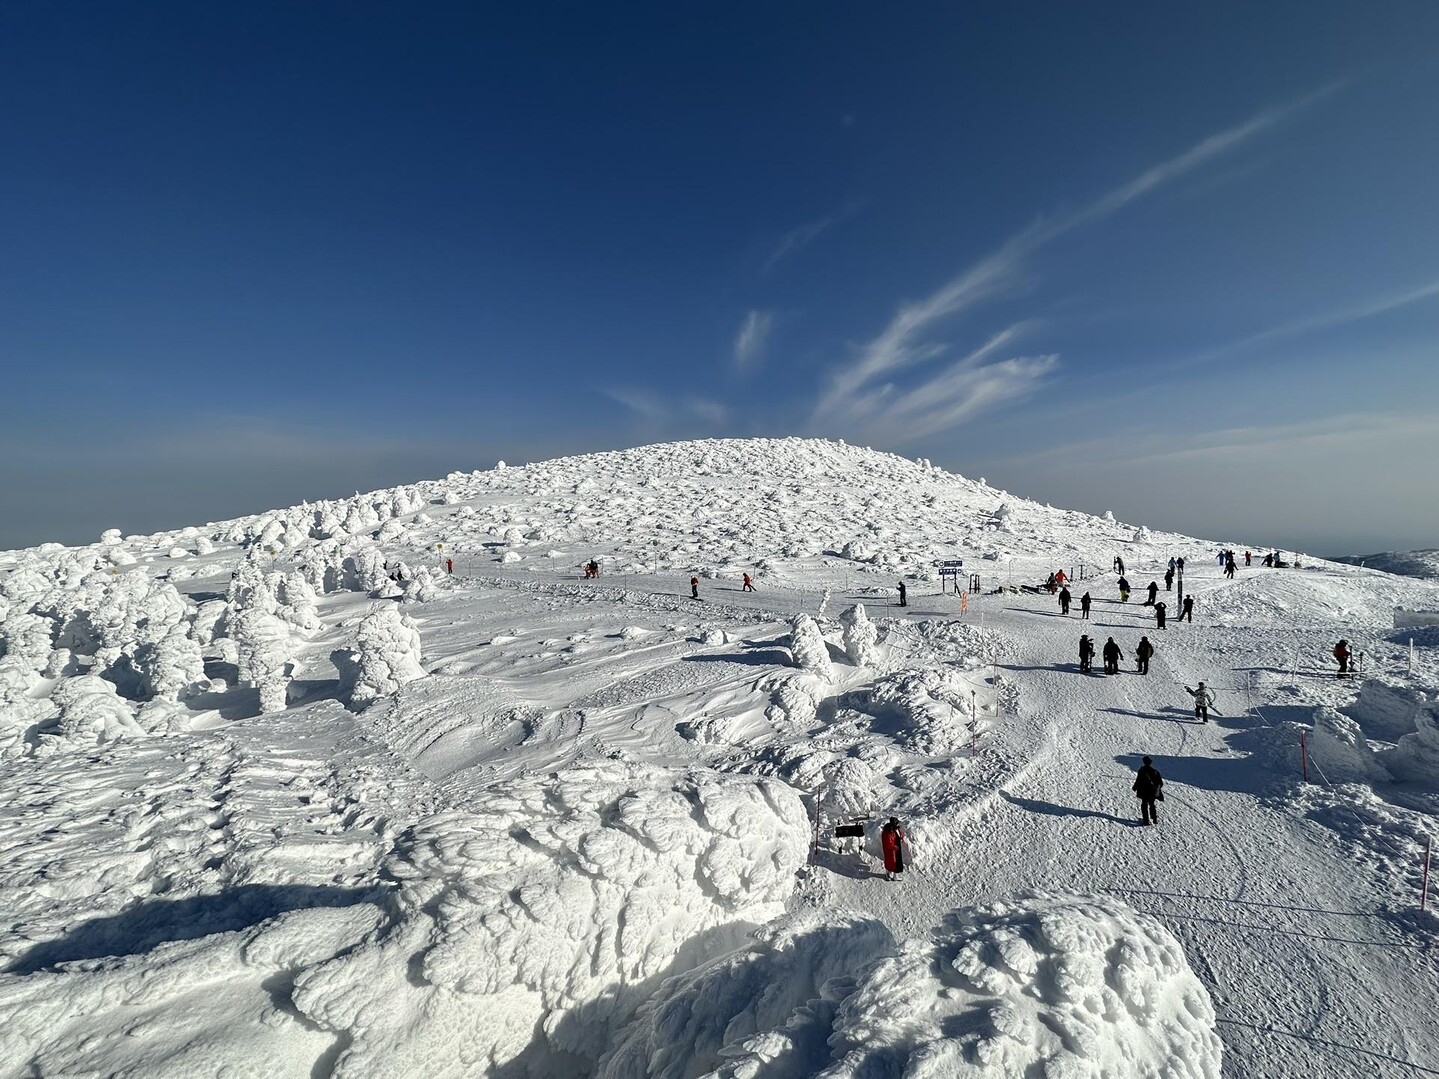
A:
1,437,1437,1076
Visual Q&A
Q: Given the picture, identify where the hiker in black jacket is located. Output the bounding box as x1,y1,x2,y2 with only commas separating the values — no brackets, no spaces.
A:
1179,595,1194,623
1133,756,1164,825
1135,636,1154,675
1144,581,1159,606
1155,601,1167,629
1080,591,1091,619
1058,586,1072,615
1078,634,1095,673
1102,637,1123,675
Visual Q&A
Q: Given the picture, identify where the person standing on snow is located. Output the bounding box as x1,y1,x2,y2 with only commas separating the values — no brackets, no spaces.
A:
1334,639,1351,678
1164,566,1175,591
1133,756,1164,826
1179,595,1194,623
1117,576,1131,603
446,558,453,575
1154,601,1167,629
1185,682,1215,722
742,572,755,592
1135,636,1154,674
1080,591,1092,619
1059,585,1072,615
1114,555,1125,576
1224,553,1237,579
1144,580,1159,606
1103,637,1123,675
691,576,700,600
880,817,906,881
897,581,907,607
1079,634,1095,672
1244,550,1252,566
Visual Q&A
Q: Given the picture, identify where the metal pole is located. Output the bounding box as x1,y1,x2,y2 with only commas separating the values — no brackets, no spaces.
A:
1422,835,1432,912
1300,732,1308,783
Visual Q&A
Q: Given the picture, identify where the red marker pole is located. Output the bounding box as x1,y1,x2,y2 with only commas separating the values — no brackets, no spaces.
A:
1300,732,1308,783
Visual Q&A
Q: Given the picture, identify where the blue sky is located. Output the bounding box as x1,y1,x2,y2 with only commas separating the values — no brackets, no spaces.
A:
3,3,1437,553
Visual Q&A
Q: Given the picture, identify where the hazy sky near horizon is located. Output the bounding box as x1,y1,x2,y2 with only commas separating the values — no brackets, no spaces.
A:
3,3,1438,555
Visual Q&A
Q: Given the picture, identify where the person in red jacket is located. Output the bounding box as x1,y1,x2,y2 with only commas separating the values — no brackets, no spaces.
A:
880,817,906,881
691,576,700,600
742,573,755,592
1334,639,1351,678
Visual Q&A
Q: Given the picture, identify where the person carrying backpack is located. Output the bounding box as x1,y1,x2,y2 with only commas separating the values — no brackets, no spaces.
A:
1133,757,1164,826
1079,634,1095,673
1103,637,1123,675
1117,576,1131,603
1334,639,1351,678
1135,636,1154,675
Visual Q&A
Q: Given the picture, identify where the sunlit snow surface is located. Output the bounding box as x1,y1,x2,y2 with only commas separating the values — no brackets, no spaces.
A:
1,437,1437,1077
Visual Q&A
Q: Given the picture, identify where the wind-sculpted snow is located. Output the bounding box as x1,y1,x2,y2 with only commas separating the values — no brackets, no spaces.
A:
288,764,810,1076
819,893,1222,1079
845,667,980,755
597,910,898,1079
334,603,426,709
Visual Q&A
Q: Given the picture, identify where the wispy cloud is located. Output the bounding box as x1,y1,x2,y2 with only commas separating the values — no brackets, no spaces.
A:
733,309,774,371
762,201,863,274
811,87,1334,444
605,388,728,427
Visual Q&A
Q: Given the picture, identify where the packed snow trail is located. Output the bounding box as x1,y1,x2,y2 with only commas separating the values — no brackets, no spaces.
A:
802,572,1439,1079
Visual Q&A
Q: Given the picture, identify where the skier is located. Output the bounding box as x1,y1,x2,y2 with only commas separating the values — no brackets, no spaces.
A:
691,576,700,600
742,572,755,592
1080,591,1091,619
1114,555,1125,576
1079,634,1095,673
1154,601,1167,629
1135,636,1154,675
1334,639,1351,678
1132,756,1164,826
1059,585,1072,615
1180,595,1194,623
1117,576,1131,603
880,817,906,881
897,581,907,607
1185,682,1215,723
1102,637,1123,675
1164,566,1174,591
1144,581,1159,606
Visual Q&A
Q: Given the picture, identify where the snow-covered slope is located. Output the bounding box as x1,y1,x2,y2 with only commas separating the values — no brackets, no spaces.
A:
1332,549,1439,581
1,437,1437,1078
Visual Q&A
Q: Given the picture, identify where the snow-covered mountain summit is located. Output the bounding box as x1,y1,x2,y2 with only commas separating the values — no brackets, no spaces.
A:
2,437,1438,1078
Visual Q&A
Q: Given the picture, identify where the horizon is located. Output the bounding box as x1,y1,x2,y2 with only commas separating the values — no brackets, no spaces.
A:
4,4,1438,556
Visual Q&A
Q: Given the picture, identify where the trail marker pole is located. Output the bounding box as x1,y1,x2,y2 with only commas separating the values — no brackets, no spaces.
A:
1421,835,1431,912
1300,732,1308,783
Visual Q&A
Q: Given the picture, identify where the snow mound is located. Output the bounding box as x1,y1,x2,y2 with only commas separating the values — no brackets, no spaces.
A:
290,764,810,1076
822,892,1222,1078
846,668,978,755
598,909,897,1079
1382,698,1439,782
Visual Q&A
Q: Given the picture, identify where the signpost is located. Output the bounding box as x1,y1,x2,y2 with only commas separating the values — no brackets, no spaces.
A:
938,559,965,594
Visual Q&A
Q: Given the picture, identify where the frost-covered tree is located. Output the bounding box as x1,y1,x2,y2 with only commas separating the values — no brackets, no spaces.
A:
133,623,207,702
232,608,293,714
400,567,440,604
38,675,145,753
336,604,425,709
276,572,321,631
346,546,389,594
789,613,834,681
840,604,879,667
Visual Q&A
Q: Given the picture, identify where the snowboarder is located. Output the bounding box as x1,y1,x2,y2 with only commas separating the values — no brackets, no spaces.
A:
1185,682,1215,723
1144,581,1159,606
742,572,755,592
1102,637,1123,675
1334,639,1351,678
897,581,907,607
1117,576,1130,603
1180,595,1194,622
1135,636,1154,675
1079,634,1095,673
1080,591,1091,619
1164,566,1174,591
880,817,906,881
1154,601,1167,629
691,576,700,600
1133,756,1164,826
1059,586,1072,615
1114,555,1125,575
